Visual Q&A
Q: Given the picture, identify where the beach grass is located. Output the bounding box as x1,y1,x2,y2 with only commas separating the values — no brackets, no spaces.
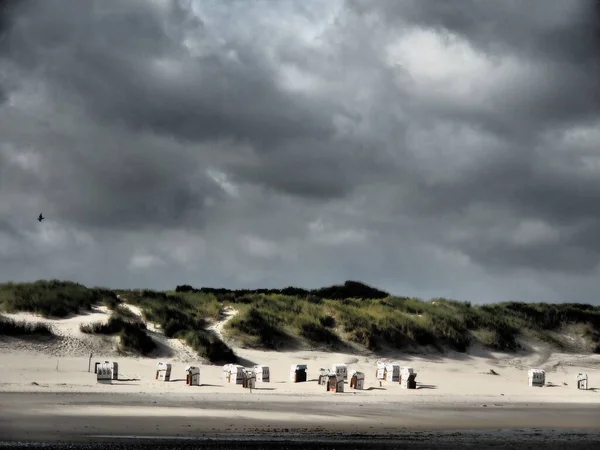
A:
0,315,54,337
2,279,599,356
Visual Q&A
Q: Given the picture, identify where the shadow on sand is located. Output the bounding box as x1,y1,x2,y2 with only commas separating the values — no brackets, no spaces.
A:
370,340,565,366
417,384,438,390
53,307,108,320
236,356,258,367
145,331,177,359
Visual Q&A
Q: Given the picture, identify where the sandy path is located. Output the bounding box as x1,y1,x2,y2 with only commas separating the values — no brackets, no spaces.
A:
207,306,238,342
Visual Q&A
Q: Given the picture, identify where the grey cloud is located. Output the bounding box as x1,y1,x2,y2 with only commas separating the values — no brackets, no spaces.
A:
2,0,600,304
3,0,373,202
0,103,229,232
458,229,600,275
351,0,600,134
336,0,600,275
349,0,600,64
4,0,334,146
225,137,397,200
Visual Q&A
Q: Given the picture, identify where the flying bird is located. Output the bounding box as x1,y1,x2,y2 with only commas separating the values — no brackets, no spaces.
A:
37,213,44,222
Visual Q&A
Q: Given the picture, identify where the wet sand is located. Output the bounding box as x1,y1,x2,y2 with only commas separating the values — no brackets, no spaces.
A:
1,392,600,448
1,434,600,450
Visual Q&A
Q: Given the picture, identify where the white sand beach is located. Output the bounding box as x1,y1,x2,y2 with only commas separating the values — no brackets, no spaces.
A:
1,303,599,442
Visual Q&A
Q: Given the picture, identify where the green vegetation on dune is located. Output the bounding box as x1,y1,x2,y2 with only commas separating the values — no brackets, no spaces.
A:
226,306,292,349
79,309,157,356
182,329,237,363
1,279,600,358
0,316,54,337
174,283,600,354
118,326,157,355
0,280,119,317
223,296,343,350
114,289,236,363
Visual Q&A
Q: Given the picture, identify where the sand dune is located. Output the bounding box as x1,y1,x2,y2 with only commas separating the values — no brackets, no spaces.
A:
1,302,599,441
207,305,238,342
0,306,119,357
0,303,203,363
1,307,599,402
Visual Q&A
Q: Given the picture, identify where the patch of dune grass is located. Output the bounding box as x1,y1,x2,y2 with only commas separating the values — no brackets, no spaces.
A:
225,296,346,349
325,297,595,353
102,294,121,311
119,326,156,355
111,304,139,321
0,316,53,336
331,303,378,350
296,316,341,348
115,289,236,362
181,330,237,363
80,315,146,335
0,280,119,318
225,306,289,349
80,314,155,355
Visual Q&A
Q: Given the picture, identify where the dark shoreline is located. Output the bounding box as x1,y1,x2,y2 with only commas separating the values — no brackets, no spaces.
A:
1,393,600,449
2,430,600,450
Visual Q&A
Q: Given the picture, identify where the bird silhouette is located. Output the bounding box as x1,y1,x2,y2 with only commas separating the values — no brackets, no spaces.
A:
37,213,44,222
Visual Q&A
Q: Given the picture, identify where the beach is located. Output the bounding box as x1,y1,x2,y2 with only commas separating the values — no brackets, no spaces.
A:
1,393,600,449
1,307,600,448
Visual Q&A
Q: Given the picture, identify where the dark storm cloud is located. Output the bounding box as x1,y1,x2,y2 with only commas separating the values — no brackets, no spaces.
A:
1,0,385,204
349,0,600,128
0,100,229,232
337,0,600,274
3,0,334,147
349,0,600,63
2,0,600,303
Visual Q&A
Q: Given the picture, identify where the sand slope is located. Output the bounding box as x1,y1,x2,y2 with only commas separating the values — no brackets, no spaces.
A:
0,306,118,357
0,303,203,363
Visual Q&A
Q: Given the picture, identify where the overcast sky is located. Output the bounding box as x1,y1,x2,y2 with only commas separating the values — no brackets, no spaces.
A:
1,0,600,304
